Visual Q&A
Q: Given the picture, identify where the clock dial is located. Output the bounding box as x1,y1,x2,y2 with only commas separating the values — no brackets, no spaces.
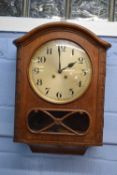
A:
28,40,92,104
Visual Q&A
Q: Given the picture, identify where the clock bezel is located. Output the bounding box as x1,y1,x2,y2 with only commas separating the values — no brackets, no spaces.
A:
28,38,93,104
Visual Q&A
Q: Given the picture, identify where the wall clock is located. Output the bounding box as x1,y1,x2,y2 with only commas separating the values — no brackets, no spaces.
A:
13,22,111,154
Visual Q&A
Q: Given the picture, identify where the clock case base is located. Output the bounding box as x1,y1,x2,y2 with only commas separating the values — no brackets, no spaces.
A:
29,144,87,155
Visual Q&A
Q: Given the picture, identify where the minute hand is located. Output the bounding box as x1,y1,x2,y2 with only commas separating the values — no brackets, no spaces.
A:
58,46,61,73
60,61,77,72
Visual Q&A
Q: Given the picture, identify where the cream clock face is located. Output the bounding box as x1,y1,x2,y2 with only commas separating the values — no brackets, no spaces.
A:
28,40,92,104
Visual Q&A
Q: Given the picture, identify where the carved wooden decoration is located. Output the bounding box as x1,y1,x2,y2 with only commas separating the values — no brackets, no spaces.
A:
13,22,111,154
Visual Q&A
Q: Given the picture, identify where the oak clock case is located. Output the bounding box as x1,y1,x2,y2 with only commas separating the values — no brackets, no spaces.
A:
13,22,111,155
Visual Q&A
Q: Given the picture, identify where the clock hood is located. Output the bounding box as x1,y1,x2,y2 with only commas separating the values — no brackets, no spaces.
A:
13,21,111,49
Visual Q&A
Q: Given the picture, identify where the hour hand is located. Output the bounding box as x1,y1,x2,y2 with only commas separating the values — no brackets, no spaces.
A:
61,61,77,72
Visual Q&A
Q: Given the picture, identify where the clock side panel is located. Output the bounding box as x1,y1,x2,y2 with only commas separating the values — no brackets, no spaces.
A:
94,47,107,144
14,30,104,147
14,46,29,140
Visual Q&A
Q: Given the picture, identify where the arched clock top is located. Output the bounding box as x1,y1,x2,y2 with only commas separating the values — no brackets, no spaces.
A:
13,22,111,49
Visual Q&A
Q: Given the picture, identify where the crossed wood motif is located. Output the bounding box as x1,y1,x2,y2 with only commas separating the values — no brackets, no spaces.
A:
37,110,81,135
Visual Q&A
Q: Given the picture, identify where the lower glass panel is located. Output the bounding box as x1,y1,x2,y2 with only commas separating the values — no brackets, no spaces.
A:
27,110,90,134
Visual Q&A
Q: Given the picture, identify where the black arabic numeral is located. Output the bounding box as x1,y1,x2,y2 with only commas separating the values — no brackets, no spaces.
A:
32,67,39,74
72,49,74,56
82,69,87,76
60,46,66,52
78,81,82,87
69,88,74,96
78,57,84,64
36,79,42,86
56,92,62,99
37,56,46,63
47,48,52,55
45,88,50,95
